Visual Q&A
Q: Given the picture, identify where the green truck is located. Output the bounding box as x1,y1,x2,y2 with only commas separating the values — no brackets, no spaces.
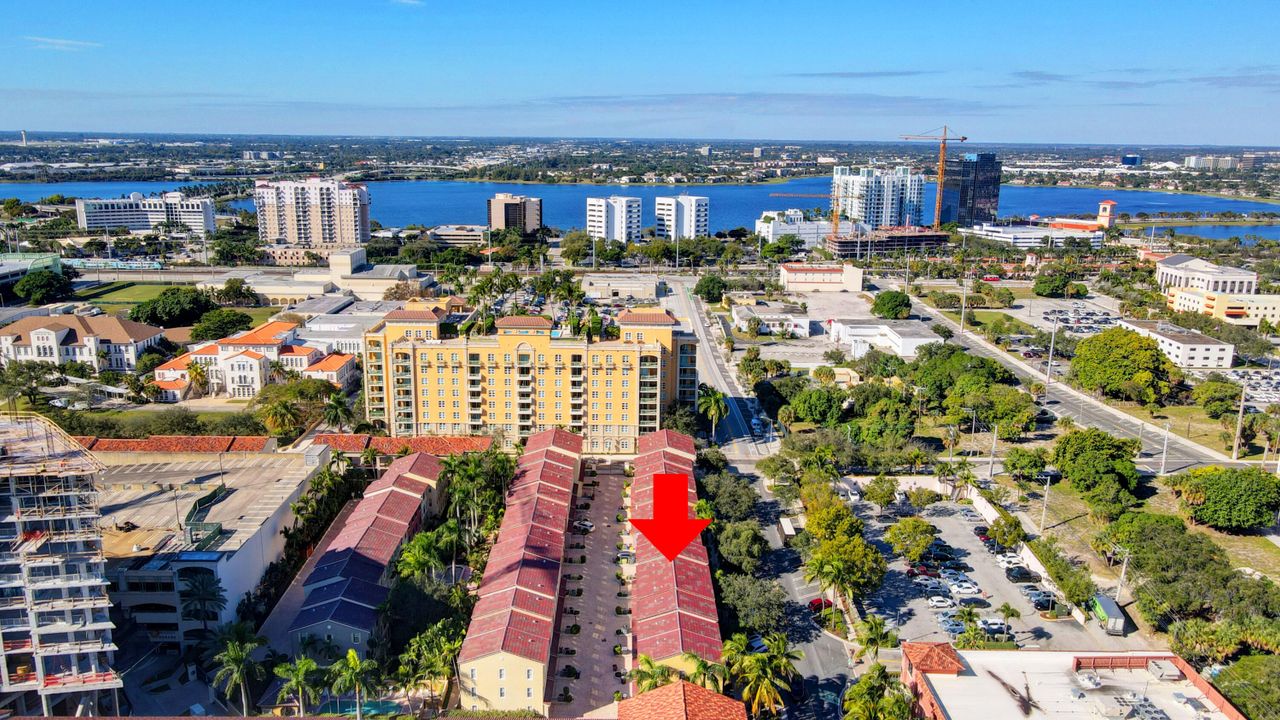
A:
1088,593,1127,636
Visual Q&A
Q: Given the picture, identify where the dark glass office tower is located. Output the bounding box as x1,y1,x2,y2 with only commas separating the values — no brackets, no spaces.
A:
939,152,1001,226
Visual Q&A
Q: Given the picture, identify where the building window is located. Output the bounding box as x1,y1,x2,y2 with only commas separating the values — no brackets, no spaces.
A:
526,669,533,680
352,634,361,644
498,668,505,679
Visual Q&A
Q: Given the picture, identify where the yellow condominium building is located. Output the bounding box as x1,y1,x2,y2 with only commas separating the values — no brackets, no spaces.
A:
1166,287,1280,327
363,302,698,453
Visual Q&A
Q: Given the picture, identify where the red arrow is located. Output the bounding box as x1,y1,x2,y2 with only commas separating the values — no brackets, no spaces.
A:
630,473,711,562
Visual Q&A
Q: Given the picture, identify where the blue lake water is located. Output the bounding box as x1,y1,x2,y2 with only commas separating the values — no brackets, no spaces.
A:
4,177,1279,234
1157,225,1280,241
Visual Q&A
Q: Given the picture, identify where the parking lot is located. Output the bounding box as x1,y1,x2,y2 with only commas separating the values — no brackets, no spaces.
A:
858,500,1150,652
553,461,632,716
1213,367,1280,406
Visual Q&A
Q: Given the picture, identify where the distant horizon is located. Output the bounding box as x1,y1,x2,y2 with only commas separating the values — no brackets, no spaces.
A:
2,129,1278,151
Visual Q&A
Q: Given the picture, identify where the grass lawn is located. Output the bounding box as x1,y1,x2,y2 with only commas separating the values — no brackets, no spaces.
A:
87,408,248,424
244,307,283,324
939,309,1038,335
78,282,172,304
1109,402,1264,460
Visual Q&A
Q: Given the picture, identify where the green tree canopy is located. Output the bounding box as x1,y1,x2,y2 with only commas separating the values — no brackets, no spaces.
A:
718,520,769,574
1169,466,1280,531
14,270,76,306
130,287,220,328
718,573,788,635
692,274,726,303
884,517,937,563
1052,429,1141,520
1070,327,1179,404
871,290,911,320
1032,272,1070,297
190,308,255,342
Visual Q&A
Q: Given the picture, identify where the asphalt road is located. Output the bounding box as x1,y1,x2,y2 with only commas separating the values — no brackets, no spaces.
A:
739,458,852,720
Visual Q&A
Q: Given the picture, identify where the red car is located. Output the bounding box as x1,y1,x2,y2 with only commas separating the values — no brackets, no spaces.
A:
906,566,940,578
808,598,833,613
975,533,991,543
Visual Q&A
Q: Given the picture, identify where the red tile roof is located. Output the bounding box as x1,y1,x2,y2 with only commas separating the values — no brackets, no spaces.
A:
628,432,722,663
619,680,747,720
616,309,678,326
0,314,163,345
312,434,371,453
150,379,190,391
636,430,696,458
367,435,493,455
383,308,446,321
279,344,319,356
459,433,585,667
781,262,845,273
86,436,272,453
219,320,298,346
523,427,584,455
304,352,355,373
495,315,553,330
901,642,965,675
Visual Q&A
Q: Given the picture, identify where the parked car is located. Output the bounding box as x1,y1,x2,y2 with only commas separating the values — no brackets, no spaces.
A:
1032,597,1058,612
748,635,768,654
979,618,1010,635
808,598,834,613
996,556,1025,570
927,596,956,609
1017,584,1042,597
940,620,966,636
939,569,970,583
907,566,941,578
957,596,990,609
1006,567,1040,583
615,551,635,563
972,526,989,537
949,581,981,595
940,560,974,572
572,520,595,533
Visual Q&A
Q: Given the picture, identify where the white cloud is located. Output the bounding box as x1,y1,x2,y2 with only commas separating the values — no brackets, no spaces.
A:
23,36,102,51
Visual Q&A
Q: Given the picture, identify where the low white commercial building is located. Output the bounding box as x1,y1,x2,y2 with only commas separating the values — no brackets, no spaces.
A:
1119,319,1234,369
1155,254,1257,294
582,273,661,302
586,196,642,242
198,248,431,304
731,302,812,337
655,196,708,240
779,263,863,293
827,318,940,359
960,223,1104,250
76,191,216,233
754,210,859,248
427,224,486,247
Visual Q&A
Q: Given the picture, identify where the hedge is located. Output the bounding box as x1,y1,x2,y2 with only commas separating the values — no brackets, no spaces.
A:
1027,537,1096,606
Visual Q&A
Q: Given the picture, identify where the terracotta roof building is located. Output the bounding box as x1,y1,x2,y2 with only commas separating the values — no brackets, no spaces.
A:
0,314,164,372
288,452,448,659
629,430,722,673
312,434,494,457
458,429,584,715
619,680,747,720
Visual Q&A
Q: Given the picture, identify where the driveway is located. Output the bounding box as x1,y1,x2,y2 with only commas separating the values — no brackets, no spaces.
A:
551,462,629,718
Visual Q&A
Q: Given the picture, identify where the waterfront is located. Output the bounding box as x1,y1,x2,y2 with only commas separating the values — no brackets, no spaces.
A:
5,177,1280,234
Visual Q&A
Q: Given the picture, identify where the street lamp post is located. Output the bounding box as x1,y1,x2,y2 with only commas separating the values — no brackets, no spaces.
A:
1045,315,1060,387
1039,475,1051,535
1159,422,1171,476
1232,382,1248,461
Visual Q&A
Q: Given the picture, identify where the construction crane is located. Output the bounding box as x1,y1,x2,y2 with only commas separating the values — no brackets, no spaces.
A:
900,125,967,229
768,183,844,244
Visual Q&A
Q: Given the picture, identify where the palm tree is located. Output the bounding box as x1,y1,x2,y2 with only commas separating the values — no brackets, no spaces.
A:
299,633,340,663
180,573,227,637
721,633,751,679
397,532,444,579
213,637,264,716
697,386,729,441
681,652,728,693
763,633,802,683
842,663,913,720
954,606,979,631
360,447,381,475
737,653,788,717
259,399,302,436
275,657,320,716
187,361,208,397
628,654,677,693
322,393,354,432
996,602,1022,625
853,615,898,664
329,648,379,720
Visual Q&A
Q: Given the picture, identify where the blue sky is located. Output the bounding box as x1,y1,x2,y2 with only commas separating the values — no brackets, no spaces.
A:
4,0,1279,144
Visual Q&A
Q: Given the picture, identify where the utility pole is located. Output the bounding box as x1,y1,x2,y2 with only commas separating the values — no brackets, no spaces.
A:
1039,474,1051,535
987,425,998,482
1045,315,1060,387
1159,422,1171,476
958,271,969,336
1113,546,1132,603
1232,382,1248,460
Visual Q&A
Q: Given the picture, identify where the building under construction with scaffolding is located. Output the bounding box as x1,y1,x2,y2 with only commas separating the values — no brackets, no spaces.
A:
823,226,951,259
0,413,120,716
